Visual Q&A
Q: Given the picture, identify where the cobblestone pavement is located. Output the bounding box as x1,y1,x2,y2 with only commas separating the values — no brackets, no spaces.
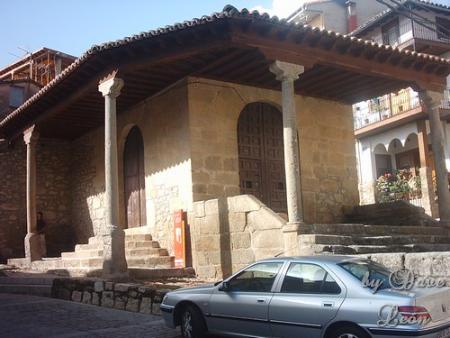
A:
0,294,181,338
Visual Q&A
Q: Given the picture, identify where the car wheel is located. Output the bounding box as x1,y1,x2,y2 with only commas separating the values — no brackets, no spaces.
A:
330,325,371,338
180,305,207,338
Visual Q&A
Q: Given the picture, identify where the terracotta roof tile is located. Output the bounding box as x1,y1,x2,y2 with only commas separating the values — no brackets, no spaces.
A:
1,4,449,130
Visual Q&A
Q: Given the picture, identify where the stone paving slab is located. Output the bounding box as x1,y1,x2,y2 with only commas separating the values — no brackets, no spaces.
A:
0,294,181,338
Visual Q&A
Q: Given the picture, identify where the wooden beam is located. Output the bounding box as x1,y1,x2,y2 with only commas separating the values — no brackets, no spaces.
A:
232,32,447,93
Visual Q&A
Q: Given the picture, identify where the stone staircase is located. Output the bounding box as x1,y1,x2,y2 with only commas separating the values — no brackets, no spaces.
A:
298,223,450,255
8,227,175,276
344,201,438,226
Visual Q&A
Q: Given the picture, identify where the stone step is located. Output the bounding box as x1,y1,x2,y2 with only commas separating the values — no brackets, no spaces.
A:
62,250,103,259
88,233,154,245
127,248,168,257
0,284,52,297
300,224,447,237
75,243,102,251
127,256,174,269
299,234,450,246
60,258,103,269
126,241,160,249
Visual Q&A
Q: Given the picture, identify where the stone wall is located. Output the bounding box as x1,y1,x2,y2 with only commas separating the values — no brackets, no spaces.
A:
52,278,168,315
70,132,105,243
37,139,73,256
70,81,192,254
0,138,73,261
0,141,26,261
190,195,286,279
362,252,450,283
187,77,359,224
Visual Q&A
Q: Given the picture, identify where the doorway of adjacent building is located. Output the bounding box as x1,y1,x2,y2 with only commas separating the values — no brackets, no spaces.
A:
237,102,287,213
123,126,147,228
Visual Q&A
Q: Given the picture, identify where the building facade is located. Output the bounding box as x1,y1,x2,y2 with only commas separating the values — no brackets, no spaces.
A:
290,0,450,218
0,6,449,278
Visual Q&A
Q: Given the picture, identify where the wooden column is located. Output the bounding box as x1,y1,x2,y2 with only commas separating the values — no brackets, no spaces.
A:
98,75,128,279
23,126,41,261
420,91,450,224
270,60,305,255
417,120,437,217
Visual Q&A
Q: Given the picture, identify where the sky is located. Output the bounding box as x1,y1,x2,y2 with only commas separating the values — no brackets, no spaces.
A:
1,0,449,68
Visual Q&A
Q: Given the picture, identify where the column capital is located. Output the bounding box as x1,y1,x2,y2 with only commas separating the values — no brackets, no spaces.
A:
23,125,39,145
418,90,442,111
270,60,305,82
98,77,124,98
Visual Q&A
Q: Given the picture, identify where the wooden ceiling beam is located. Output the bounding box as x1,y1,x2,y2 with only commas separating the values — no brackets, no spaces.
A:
233,31,447,93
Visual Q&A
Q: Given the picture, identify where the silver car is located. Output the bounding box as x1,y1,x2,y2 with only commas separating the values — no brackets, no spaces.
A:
161,256,450,338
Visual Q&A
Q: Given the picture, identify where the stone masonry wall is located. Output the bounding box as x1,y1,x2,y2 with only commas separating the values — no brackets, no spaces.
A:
0,141,26,261
190,195,286,279
187,77,359,224
362,252,450,283
0,138,72,261
37,139,73,256
52,278,168,315
70,82,192,254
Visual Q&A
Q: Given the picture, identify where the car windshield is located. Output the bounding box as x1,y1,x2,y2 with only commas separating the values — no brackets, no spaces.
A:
338,260,392,291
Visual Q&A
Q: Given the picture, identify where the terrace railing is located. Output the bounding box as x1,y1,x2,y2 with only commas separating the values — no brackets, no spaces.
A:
354,90,421,130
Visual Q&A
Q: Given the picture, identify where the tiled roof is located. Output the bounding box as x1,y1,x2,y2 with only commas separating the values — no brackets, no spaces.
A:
350,0,450,36
1,4,450,130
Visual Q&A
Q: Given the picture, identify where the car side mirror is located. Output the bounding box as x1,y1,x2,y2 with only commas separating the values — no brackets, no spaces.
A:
219,281,230,292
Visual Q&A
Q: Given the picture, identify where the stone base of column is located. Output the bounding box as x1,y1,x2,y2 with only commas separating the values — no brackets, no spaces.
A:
283,222,303,256
419,167,439,218
24,232,42,262
102,226,128,280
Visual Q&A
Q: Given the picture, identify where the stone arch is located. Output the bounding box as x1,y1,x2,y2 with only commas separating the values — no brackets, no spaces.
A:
388,138,403,153
373,143,388,154
237,102,287,213
123,126,147,228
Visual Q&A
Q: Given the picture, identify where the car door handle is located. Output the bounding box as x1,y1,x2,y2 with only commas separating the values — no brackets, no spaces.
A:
257,299,265,303
322,302,334,308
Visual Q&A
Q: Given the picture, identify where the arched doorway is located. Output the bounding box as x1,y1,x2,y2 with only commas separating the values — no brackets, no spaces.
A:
123,126,147,228
237,102,287,213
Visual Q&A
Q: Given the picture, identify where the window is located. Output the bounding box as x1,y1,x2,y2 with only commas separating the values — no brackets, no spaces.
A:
227,262,283,292
382,19,400,45
280,263,341,294
9,86,24,108
339,260,392,291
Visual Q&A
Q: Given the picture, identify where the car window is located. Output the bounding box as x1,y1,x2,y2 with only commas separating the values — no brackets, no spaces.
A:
280,263,341,294
338,260,391,291
227,262,283,292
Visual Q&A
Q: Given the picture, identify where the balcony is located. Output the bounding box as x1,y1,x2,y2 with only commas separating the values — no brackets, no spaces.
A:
381,20,450,54
354,89,421,130
354,89,450,137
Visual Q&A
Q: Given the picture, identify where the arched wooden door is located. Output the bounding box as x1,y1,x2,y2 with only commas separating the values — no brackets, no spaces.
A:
123,127,147,228
238,103,287,213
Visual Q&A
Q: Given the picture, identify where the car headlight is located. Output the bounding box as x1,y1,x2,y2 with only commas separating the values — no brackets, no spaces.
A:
162,294,169,304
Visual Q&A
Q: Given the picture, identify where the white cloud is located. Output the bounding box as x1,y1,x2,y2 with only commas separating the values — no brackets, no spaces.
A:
250,0,304,18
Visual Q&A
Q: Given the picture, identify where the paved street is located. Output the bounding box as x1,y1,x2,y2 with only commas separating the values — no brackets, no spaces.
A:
0,294,181,338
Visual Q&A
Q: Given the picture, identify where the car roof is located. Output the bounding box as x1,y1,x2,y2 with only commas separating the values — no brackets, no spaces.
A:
259,255,364,264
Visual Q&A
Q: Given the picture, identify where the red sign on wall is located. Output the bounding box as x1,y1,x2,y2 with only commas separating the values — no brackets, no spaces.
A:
174,210,186,268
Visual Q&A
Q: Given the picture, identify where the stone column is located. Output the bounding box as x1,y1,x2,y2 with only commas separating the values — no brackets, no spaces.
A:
98,76,128,279
270,61,305,255
23,126,41,261
417,120,438,217
420,91,450,224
